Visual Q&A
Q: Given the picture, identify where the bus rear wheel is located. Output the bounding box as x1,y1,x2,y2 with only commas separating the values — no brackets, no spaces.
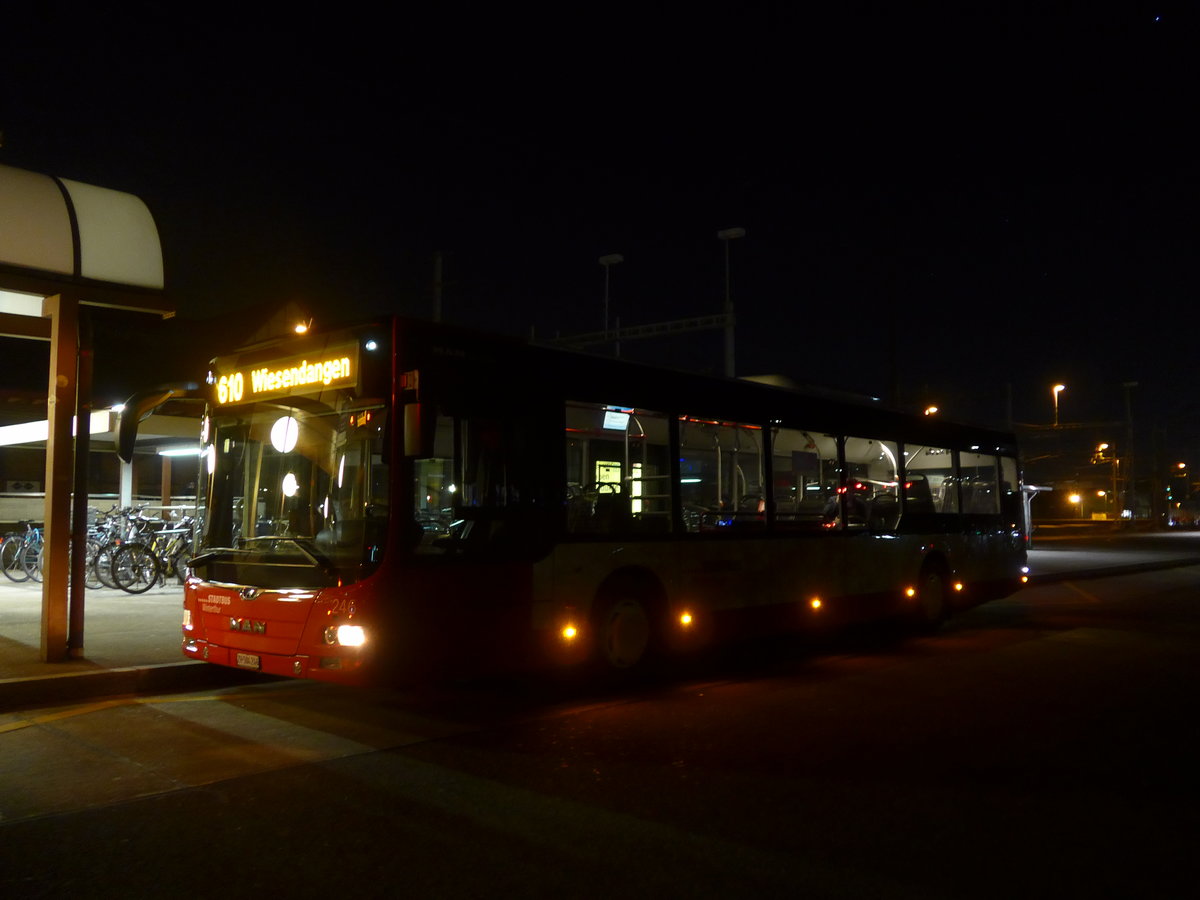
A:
596,596,654,671
914,567,949,631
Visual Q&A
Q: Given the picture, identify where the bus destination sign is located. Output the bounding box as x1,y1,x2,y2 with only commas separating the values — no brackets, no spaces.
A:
214,342,359,405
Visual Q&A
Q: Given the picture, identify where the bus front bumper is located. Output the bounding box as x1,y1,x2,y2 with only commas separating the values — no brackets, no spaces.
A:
182,638,369,684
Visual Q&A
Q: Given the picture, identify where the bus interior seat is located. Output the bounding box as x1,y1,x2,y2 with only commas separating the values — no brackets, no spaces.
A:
964,481,998,514
593,492,632,532
868,493,899,530
904,477,936,514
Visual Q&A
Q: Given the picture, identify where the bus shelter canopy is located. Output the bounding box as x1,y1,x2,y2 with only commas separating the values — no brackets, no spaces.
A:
0,161,175,664
0,162,163,290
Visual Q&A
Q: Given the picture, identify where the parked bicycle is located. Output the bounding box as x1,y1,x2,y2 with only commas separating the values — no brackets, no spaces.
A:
1,522,43,583
86,504,144,590
110,513,195,594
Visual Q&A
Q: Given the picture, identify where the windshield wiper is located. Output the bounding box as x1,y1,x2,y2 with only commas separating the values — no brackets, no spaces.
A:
239,535,334,571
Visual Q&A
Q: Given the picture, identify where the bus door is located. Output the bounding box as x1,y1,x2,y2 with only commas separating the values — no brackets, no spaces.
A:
769,427,843,608
840,436,906,604
958,450,1018,587
405,407,557,671
675,416,773,617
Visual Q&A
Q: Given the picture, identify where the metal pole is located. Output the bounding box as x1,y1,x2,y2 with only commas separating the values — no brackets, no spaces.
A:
433,251,443,323
604,265,610,336
717,228,744,378
1123,381,1137,519
598,254,623,358
724,237,734,377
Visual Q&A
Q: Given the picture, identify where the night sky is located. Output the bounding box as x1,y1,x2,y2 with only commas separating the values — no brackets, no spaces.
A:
3,4,1199,456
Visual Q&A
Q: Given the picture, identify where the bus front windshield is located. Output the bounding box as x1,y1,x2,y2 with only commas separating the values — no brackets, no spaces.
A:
196,399,388,588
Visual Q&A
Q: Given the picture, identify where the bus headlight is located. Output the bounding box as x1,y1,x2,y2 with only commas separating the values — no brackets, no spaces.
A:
324,624,367,647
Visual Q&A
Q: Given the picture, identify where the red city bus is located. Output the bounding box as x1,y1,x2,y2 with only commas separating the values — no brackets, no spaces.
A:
169,316,1027,684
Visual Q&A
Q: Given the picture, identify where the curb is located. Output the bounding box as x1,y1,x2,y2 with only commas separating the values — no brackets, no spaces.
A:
0,661,275,713
1027,557,1200,586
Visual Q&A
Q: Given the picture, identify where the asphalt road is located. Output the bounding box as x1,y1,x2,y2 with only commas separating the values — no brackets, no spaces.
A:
2,565,1197,898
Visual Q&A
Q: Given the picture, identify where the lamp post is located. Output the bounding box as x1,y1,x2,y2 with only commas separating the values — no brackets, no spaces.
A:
599,254,623,357
1122,381,1137,520
1052,383,1065,426
717,227,745,378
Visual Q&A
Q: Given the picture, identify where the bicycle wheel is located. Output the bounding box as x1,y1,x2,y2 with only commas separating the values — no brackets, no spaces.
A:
95,544,121,589
111,543,162,594
24,543,43,582
1,537,30,583
84,540,103,590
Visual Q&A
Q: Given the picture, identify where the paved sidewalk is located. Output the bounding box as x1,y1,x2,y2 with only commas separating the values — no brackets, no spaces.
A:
3,533,1199,711
0,578,260,710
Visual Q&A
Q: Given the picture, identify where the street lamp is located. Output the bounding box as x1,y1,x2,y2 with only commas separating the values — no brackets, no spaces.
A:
717,227,745,378
599,254,623,356
1052,383,1066,426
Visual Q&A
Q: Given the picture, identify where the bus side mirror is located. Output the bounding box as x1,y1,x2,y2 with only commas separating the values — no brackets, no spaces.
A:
116,383,202,464
403,403,434,457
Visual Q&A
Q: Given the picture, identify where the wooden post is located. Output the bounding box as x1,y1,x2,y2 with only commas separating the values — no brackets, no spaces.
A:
68,307,93,656
41,294,78,662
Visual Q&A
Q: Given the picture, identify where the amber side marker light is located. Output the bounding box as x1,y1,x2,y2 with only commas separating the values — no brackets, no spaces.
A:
679,612,693,627
561,625,578,641
905,587,917,598
809,597,822,610
954,582,965,592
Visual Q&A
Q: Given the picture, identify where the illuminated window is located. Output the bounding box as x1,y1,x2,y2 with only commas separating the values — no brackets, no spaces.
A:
678,416,764,533
843,436,900,530
565,402,670,535
771,427,839,531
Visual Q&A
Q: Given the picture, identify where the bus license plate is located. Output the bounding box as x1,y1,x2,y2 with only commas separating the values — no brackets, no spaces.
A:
235,652,261,670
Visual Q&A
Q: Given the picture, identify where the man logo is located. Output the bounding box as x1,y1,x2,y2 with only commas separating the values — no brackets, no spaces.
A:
229,617,266,635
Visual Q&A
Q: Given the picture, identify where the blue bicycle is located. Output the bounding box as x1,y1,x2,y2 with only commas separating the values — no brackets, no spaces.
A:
1,522,43,583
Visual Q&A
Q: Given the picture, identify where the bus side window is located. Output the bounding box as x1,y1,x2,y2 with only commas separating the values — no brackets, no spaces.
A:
903,445,956,525
843,436,900,530
411,414,456,551
565,402,672,536
770,427,839,531
959,451,1001,516
678,416,765,533
999,456,1024,531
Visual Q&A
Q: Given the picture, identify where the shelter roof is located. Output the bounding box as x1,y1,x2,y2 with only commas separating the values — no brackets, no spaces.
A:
0,162,174,336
